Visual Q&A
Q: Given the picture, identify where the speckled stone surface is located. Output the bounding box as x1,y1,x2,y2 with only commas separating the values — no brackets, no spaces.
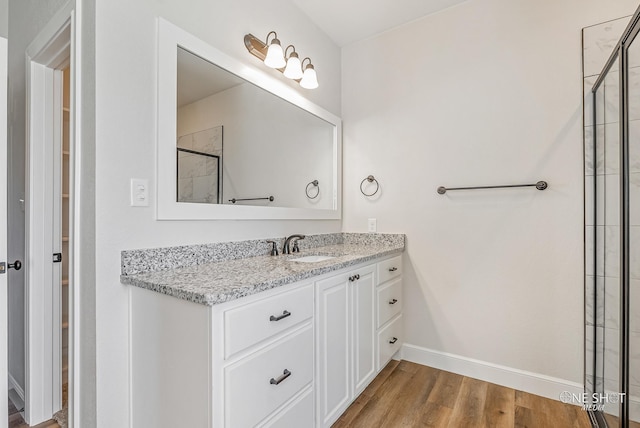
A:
120,233,404,306
121,233,344,276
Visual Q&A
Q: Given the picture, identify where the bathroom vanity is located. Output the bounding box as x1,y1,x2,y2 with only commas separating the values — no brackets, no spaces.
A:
121,233,404,427
124,23,404,427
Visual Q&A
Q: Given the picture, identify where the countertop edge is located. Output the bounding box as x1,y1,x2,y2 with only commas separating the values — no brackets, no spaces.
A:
121,246,404,306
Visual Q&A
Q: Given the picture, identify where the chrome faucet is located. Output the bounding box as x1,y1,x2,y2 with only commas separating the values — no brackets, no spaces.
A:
283,234,305,254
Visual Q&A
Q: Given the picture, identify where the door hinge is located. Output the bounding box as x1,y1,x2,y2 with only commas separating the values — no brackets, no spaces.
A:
0,262,5,274
53,253,62,263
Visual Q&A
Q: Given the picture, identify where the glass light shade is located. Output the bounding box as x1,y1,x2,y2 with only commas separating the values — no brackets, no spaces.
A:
300,64,318,89
283,53,303,79
264,40,286,69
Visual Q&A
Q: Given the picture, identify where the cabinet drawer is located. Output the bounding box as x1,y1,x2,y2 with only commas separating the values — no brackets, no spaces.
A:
224,283,313,359
225,324,314,428
377,315,402,371
260,387,314,428
377,278,402,328
377,255,402,284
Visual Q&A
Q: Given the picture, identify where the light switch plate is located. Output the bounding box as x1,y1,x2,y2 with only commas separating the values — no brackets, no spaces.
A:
368,218,377,233
130,179,149,207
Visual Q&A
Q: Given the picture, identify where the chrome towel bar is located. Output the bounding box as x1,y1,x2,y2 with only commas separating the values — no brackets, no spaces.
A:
229,196,275,203
437,181,548,195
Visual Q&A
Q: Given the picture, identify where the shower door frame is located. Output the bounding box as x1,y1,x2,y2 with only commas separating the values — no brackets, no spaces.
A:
591,6,640,427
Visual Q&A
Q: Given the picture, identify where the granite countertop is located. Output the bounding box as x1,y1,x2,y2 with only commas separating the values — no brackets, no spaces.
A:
120,236,404,306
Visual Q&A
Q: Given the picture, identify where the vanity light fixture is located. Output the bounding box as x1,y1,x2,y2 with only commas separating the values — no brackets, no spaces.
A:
299,57,318,89
283,45,303,80
244,32,318,89
263,31,286,68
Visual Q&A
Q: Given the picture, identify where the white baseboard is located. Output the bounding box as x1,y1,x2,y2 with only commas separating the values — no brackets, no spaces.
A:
8,372,25,415
401,343,583,403
8,372,25,401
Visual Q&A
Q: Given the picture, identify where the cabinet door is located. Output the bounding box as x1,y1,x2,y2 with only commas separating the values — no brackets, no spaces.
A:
351,265,376,396
316,274,350,427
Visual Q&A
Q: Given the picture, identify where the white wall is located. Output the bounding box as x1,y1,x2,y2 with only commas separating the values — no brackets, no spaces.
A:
0,0,7,38
7,0,69,398
342,0,638,389
76,0,98,424
177,83,335,209
94,0,341,425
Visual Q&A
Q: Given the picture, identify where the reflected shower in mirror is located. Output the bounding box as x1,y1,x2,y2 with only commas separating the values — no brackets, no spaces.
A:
177,126,223,204
176,47,335,209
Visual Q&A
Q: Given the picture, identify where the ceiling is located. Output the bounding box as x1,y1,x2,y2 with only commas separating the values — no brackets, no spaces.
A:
292,0,468,46
177,48,245,107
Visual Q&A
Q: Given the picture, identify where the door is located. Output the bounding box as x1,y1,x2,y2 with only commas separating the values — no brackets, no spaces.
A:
351,265,376,396
315,273,350,427
626,22,640,428
1,36,9,428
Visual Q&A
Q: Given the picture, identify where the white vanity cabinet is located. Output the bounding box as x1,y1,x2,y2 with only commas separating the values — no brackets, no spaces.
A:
131,281,315,428
315,264,376,427
315,256,404,428
376,255,403,370
130,254,402,428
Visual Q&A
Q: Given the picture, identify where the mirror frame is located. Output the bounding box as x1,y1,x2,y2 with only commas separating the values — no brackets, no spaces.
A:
157,18,342,220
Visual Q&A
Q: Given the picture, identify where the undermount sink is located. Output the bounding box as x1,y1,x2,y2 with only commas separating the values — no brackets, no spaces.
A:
289,255,336,263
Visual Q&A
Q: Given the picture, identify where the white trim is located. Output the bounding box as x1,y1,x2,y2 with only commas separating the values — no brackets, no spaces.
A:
69,8,80,427
0,36,8,428
156,18,342,220
8,373,25,402
25,2,73,61
51,68,64,413
401,343,584,402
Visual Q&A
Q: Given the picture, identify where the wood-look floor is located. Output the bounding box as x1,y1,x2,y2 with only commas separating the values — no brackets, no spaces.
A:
334,360,593,428
605,412,640,428
7,361,639,428
8,398,59,428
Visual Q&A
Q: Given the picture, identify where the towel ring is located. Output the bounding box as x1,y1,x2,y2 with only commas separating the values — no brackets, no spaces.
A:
306,180,320,199
360,175,379,197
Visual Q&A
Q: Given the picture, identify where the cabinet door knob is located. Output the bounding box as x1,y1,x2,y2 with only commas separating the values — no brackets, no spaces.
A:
389,337,398,344
389,298,398,305
269,310,291,322
388,267,398,272
270,369,292,385
356,274,360,280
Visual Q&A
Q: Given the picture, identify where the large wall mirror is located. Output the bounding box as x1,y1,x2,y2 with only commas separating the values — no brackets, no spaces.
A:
157,19,341,220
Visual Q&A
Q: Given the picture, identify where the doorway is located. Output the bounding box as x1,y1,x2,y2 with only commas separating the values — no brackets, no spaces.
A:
6,8,76,427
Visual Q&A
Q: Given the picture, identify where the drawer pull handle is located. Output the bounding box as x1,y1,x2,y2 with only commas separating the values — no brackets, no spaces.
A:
269,310,291,322
389,299,398,305
388,267,398,272
270,369,292,385
389,337,398,344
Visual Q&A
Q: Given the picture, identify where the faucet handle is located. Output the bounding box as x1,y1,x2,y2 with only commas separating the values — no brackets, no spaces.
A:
266,240,279,256
292,240,301,253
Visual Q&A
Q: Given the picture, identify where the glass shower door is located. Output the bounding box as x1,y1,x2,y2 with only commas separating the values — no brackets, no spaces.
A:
626,25,640,428
589,8,640,426
592,56,623,427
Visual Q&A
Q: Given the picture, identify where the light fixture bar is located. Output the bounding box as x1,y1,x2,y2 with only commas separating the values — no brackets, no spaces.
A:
244,34,278,68
244,33,317,88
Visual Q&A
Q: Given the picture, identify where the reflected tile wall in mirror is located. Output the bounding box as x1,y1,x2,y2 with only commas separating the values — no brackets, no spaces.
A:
177,126,223,204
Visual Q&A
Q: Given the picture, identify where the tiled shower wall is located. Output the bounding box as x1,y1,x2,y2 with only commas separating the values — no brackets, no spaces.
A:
583,15,640,421
584,15,628,402
177,126,223,204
